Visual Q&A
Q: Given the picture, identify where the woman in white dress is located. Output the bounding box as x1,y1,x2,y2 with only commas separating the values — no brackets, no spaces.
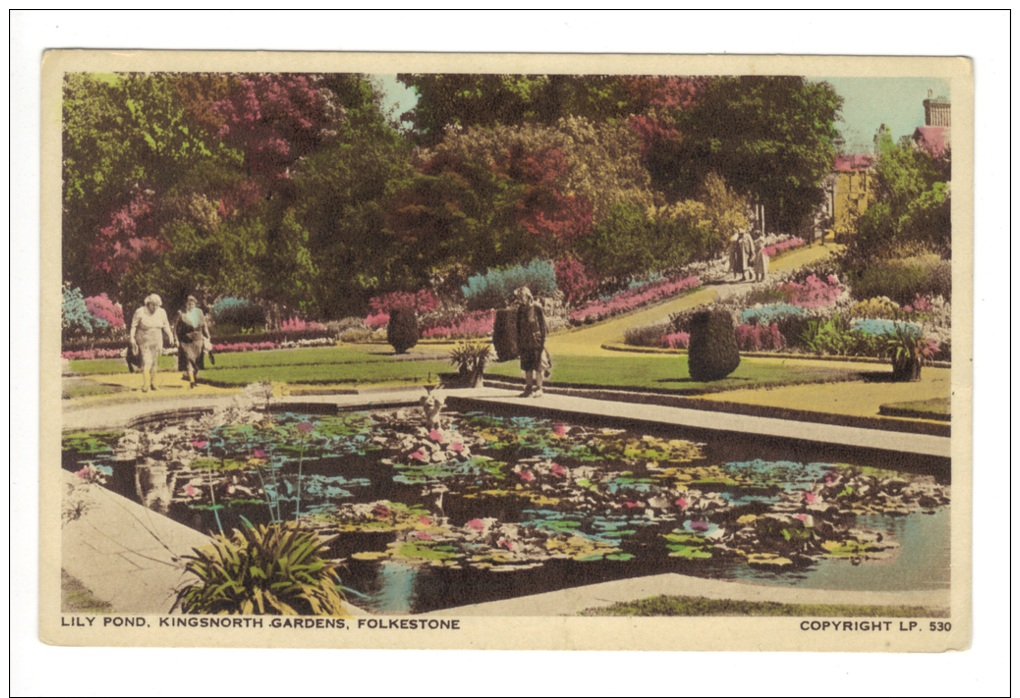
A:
129,293,176,393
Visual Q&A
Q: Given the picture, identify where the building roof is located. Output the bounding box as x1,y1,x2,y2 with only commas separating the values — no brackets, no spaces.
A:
834,154,874,172
912,126,948,157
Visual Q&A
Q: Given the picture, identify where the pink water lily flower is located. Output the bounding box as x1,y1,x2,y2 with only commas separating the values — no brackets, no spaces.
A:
192,439,209,449
296,421,314,434
690,520,710,532
549,463,567,478
450,441,465,453
498,538,514,551
623,501,641,509
409,449,428,462
465,518,485,531
552,423,569,437
413,531,433,541
252,448,267,459
516,469,535,482
802,491,818,504
675,497,690,510
419,516,431,525
183,484,198,497
428,429,445,443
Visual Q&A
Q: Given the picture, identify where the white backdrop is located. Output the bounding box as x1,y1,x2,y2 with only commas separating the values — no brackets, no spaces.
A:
10,10,1010,697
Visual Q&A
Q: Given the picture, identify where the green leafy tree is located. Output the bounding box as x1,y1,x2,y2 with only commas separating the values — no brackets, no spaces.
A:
855,129,951,258
668,76,843,231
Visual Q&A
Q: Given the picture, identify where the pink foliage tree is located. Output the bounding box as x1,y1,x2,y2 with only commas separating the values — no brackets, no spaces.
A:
90,189,165,278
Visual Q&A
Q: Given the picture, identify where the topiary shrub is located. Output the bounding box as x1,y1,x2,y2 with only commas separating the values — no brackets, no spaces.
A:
687,309,741,381
387,307,419,354
492,308,519,361
175,522,347,616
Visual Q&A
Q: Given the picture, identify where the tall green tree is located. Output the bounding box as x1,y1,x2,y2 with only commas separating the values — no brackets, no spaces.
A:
290,76,416,317
666,76,843,231
854,129,951,258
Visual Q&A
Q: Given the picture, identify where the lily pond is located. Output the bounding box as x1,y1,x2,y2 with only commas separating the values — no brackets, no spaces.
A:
63,395,950,614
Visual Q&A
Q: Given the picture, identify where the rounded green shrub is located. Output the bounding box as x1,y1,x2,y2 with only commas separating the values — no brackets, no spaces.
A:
688,309,741,381
492,308,519,361
387,307,419,354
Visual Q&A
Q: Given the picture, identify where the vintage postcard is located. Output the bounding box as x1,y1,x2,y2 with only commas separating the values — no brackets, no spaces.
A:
41,50,972,651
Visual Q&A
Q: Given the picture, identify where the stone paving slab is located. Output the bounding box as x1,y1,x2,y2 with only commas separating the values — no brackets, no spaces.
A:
61,471,209,613
453,388,951,459
428,572,950,617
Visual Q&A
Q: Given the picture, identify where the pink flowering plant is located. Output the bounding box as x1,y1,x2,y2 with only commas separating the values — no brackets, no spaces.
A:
776,274,844,309
659,332,691,350
760,236,806,258
570,275,701,325
84,294,125,329
421,310,495,340
734,323,786,352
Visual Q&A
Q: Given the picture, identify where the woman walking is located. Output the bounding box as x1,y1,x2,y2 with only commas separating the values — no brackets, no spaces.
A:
129,294,176,393
175,295,212,388
514,286,547,398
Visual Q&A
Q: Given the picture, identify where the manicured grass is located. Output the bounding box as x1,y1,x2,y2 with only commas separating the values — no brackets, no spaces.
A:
62,377,127,399
69,345,447,376
70,356,177,375
486,354,860,394
580,595,947,617
201,359,452,387
879,397,951,420
695,367,952,419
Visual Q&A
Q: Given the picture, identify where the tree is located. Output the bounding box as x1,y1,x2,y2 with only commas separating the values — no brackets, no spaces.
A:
854,129,951,258
288,76,416,317
397,74,708,146
667,76,843,231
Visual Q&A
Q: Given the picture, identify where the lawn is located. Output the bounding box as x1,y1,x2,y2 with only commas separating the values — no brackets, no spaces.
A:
580,595,948,617
68,344,447,375
201,358,452,387
486,353,862,394
67,343,865,395
879,397,951,420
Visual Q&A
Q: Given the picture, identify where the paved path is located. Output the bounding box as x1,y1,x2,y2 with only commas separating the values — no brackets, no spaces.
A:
455,388,951,458
548,244,838,356
429,572,949,617
61,471,209,613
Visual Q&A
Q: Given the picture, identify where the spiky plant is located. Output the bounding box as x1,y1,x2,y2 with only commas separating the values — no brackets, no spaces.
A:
175,522,347,616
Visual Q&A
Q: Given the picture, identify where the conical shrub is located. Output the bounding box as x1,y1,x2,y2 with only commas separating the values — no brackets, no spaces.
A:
387,307,419,354
492,308,519,362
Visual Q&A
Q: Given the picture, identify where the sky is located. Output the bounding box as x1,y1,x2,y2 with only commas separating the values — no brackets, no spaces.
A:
372,74,952,154
822,76,951,152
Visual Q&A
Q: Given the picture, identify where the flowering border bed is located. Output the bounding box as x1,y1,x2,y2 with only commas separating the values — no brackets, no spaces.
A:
569,275,702,325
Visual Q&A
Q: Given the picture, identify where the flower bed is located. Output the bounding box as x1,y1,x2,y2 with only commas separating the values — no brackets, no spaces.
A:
61,348,125,361
569,275,701,325
734,323,786,352
761,236,806,258
776,274,844,309
659,332,690,350
420,310,495,340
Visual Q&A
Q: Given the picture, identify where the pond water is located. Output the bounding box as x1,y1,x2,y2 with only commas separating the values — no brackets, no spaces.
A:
63,403,950,614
